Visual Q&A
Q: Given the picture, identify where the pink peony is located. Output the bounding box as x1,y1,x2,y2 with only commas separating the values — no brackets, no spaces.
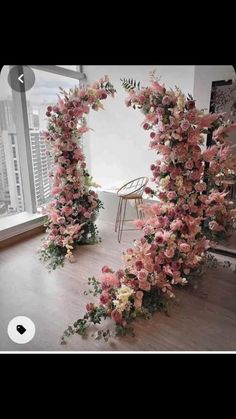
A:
100,273,120,289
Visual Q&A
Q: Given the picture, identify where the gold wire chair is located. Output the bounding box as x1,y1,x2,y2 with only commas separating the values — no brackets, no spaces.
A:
115,177,149,242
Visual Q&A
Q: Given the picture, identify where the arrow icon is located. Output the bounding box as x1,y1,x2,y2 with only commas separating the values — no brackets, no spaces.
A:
18,74,24,84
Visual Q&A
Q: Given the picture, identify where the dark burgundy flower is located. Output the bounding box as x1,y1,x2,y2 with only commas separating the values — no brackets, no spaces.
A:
186,100,195,110
145,186,152,194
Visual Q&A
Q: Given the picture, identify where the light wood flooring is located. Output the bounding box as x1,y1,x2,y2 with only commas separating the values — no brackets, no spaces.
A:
0,220,236,352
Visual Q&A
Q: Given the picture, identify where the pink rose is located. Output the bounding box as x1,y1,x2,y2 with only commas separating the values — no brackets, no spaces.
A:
155,231,164,245
86,303,95,312
116,269,125,279
52,186,62,195
164,247,175,258
100,292,110,305
194,182,206,193
134,299,142,309
144,226,152,235
138,269,148,281
111,309,123,324
139,279,151,291
162,95,170,105
135,260,144,271
167,191,177,200
136,290,144,300
179,243,191,253
84,211,91,218
134,219,144,229
170,219,183,231
102,265,112,273
180,120,190,131
156,107,164,117
185,160,194,170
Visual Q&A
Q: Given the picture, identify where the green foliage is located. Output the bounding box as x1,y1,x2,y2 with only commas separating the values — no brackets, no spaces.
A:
60,305,108,344
39,243,66,272
84,277,102,296
142,288,170,316
120,78,141,91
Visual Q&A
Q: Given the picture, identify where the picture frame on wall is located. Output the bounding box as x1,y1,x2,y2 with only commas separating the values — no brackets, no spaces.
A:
207,79,236,147
207,78,236,258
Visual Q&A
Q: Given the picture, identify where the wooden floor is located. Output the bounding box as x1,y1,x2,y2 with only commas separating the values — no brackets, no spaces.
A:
0,220,236,352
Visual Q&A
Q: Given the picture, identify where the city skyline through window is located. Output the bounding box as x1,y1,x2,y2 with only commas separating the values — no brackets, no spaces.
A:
0,66,82,218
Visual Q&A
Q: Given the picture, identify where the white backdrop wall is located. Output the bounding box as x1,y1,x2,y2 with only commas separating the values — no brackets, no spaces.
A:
83,65,195,190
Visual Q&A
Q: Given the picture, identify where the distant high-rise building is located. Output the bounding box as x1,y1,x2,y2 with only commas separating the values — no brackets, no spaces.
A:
0,98,53,217
29,130,53,208
0,133,10,211
1,131,24,214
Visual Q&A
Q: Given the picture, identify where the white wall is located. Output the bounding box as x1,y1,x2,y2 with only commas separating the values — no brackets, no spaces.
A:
83,65,195,190
193,65,235,111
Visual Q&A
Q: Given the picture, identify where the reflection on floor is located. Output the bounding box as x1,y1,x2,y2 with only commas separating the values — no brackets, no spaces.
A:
0,220,236,351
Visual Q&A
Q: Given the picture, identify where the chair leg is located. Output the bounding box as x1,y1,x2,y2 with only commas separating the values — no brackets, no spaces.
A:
115,197,122,232
138,198,144,219
135,199,139,219
118,198,127,243
117,198,123,240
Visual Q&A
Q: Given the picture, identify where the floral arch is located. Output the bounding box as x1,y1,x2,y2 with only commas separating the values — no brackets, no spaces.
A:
40,76,116,270
61,72,236,343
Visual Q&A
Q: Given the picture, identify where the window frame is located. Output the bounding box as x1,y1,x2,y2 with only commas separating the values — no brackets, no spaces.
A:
0,65,86,240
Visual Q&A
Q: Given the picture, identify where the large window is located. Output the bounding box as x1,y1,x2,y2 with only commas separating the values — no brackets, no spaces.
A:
0,65,85,219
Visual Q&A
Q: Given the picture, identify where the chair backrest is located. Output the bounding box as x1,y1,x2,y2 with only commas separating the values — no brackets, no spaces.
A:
117,177,149,197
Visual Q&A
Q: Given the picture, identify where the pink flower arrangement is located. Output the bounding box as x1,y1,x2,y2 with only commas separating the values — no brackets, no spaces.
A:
40,78,116,270
61,73,236,344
